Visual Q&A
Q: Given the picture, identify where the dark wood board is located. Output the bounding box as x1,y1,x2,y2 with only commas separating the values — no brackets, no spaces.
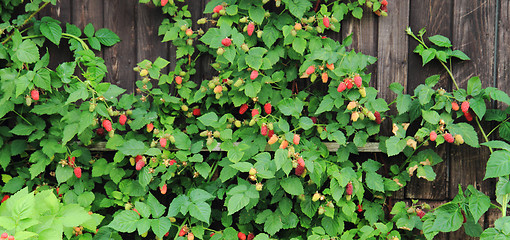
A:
38,1,73,69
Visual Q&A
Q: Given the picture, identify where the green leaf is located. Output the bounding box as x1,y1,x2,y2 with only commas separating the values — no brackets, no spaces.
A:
352,7,363,19
58,204,92,227
467,186,491,221
447,122,480,148
385,136,407,156
108,210,140,233
245,81,262,98
315,95,334,115
264,212,283,235
366,172,385,192
485,150,510,179
278,98,304,118
189,202,211,223
10,124,36,136
62,123,79,145
283,0,312,19
299,117,314,130
227,194,249,215
431,204,463,232
481,141,510,152
429,35,452,47
151,217,171,238
117,139,147,156
421,49,435,66
15,40,39,63
470,98,486,119
249,6,265,25
292,37,306,55
190,189,214,203
173,131,191,150
450,50,470,60
467,77,482,96
40,21,62,45
84,23,95,38
280,176,304,195
95,28,121,46
262,25,279,48
197,112,218,126
421,110,440,124
55,165,74,184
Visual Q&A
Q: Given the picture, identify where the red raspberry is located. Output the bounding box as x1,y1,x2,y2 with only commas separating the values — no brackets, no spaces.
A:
297,157,305,167
164,232,169,237
451,101,459,111
119,114,127,126
464,111,473,121
346,80,353,89
279,140,288,149
250,70,259,80
238,232,246,240
135,159,145,171
323,16,330,28
68,156,75,166
74,167,82,178
268,130,274,138
295,164,305,176
135,155,143,163
346,182,353,195
264,103,272,115
221,38,232,47
213,5,223,13
160,138,167,148
374,111,382,124
147,123,154,132
247,233,255,240
1,233,7,238
326,63,334,70
461,101,470,113
443,133,454,143
247,22,255,36
305,65,315,75
416,209,426,219
260,125,268,136
102,120,113,132
353,75,362,88
1,195,9,204
252,109,259,117
193,108,201,116
381,0,388,6
239,104,249,114
160,184,167,194
337,82,347,93
293,134,300,145
357,204,363,212
161,0,168,6
311,117,317,124
462,210,467,223
31,89,40,101
169,159,177,166
430,131,437,141
96,128,105,136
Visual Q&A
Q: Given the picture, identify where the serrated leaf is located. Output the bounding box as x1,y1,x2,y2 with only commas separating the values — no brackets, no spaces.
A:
108,210,139,233
15,40,39,63
117,139,147,156
40,21,62,45
280,176,304,195
429,35,452,47
95,28,120,46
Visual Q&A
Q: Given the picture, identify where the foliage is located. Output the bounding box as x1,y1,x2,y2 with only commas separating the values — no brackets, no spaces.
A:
0,0,508,240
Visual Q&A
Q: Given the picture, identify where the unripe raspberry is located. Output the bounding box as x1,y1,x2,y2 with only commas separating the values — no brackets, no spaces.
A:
217,47,225,55
351,111,360,122
461,101,470,113
268,134,278,145
185,28,193,36
347,101,357,111
160,184,167,194
181,104,189,111
187,232,195,240
234,120,242,128
359,87,367,98
321,72,328,83
294,22,302,30
429,131,437,141
197,18,207,24
293,134,300,145
318,206,325,215
241,43,250,52
454,134,464,145
451,101,460,111
312,192,321,202
214,85,223,94
249,167,257,176
279,140,288,149
239,17,248,23
146,123,154,132
326,63,334,70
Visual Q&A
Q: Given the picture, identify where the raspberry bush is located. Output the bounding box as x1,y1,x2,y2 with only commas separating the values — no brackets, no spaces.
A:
0,0,508,240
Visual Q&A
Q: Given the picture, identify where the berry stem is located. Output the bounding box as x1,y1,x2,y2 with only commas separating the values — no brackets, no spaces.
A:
475,116,493,154
486,115,510,138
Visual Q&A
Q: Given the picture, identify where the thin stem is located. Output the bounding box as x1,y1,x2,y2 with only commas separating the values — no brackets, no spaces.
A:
13,110,32,125
439,61,460,91
1,2,51,45
487,116,510,137
475,116,493,154
22,33,90,51
503,194,508,217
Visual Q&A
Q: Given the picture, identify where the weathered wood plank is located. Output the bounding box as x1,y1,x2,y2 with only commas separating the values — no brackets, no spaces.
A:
72,0,104,60
136,2,169,73
103,0,137,91
376,0,410,100
405,1,453,201
498,0,510,108
38,1,73,69
341,7,379,88
450,0,497,198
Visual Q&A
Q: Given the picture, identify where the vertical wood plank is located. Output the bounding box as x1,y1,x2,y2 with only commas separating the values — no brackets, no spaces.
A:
341,7,378,88
497,1,510,101
72,0,104,60
376,0,410,100
404,1,453,201
38,1,73,69
450,0,497,199
136,2,169,73
104,0,137,92
188,1,212,84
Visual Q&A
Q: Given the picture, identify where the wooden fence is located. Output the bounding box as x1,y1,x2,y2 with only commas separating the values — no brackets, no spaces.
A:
40,0,507,239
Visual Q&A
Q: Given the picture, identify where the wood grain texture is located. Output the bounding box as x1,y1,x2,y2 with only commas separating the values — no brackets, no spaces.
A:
103,0,137,91
376,0,410,101
341,7,379,88
136,2,169,71
450,0,497,199
405,145,448,200
72,0,104,60
38,1,73,69
497,1,510,108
